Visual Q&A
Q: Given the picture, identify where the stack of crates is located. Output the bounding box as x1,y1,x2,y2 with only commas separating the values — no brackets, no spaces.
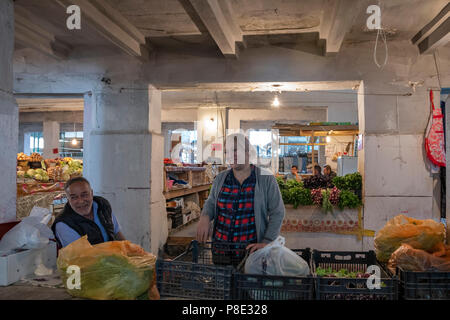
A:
156,241,314,300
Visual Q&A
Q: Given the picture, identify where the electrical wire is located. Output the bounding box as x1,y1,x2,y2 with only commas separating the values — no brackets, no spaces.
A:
373,28,388,69
433,51,442,89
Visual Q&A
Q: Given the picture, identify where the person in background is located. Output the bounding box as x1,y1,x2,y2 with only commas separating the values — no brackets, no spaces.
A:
323,165,337,179
51,177,126,248
196,133,285,264
313,165,322,177
285,165,301,182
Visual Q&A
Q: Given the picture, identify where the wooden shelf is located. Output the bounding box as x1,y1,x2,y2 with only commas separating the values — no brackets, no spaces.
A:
163,184,211,199
274,124,359,137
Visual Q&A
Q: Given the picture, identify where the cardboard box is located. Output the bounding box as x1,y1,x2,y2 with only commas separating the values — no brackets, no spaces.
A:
0,241,57,286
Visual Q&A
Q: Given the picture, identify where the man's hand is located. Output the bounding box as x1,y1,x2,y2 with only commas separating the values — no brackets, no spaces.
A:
196,215,211,243
246,243,268,254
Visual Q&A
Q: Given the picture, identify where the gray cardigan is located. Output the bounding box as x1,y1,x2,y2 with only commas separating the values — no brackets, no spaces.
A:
201,166,285,244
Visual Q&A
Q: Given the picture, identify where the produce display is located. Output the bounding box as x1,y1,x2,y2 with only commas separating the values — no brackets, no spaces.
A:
277,173,362,212
16,153,82,183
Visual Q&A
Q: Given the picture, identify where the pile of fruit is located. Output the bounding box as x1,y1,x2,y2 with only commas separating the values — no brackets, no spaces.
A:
16,153,82,182
29,152,43,162
18,168,50,182
17,152,30,161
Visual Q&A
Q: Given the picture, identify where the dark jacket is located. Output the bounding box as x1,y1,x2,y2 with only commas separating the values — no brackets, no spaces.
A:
51,196,117,247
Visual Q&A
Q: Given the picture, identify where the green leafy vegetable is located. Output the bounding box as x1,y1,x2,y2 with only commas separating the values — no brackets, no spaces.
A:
289,186,313,208
338,190,362,210
321,189,333,213
332,172,362,192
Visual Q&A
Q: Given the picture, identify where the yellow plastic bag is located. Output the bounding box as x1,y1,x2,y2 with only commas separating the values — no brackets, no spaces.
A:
388,243,450,274
374,215,445,262
57,235,157,300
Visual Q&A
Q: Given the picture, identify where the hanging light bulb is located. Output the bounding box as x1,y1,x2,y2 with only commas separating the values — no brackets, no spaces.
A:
326,136,331,143
272,95,280,107
71,122,78,145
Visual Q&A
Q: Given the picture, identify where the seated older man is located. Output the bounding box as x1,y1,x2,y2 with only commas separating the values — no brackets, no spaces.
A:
51,177,125,247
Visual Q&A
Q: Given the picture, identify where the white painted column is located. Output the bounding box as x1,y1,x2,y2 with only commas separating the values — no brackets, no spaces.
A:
83,82,166,254
0,0,17,223
42,121,60,159
361,85,439,251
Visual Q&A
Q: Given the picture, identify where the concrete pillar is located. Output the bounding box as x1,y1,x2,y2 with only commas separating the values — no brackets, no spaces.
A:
83,83,167,254
361,84,439,251
0,0,17,223
42,121,60,159
24,132,31,155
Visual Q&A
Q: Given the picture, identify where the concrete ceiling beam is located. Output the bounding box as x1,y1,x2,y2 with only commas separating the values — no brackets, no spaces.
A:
319,0,359,56
55,0,151,61
180,0,243,58
412,3,450,55
14,6,71,60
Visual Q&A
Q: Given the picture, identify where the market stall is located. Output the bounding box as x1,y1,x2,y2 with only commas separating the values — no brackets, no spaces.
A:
15,153,83,220
273,122,359,176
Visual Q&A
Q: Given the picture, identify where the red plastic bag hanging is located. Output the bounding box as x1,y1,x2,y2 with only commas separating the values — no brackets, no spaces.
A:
425,90,446,167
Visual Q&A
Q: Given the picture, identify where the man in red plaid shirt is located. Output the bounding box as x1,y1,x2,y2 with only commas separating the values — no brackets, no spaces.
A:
197,133,285,263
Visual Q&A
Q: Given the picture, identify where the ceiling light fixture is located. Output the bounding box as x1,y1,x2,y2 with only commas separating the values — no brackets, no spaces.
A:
72,122,78,145
326,130,333,143
272,95,280,107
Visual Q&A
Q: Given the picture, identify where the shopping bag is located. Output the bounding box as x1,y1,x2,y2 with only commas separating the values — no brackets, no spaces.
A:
57,235,158,300
374,215,445,262
0,207,53,254
244,236,309,276
388,243,450,273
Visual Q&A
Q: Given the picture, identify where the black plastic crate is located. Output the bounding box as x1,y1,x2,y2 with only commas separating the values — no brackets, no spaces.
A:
398,268,450,300
176,240,249,267
156,259,234,300
155,241,247,300
233,248,314,300
312,250,398,300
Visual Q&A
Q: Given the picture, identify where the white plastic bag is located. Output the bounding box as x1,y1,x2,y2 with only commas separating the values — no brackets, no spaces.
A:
0,206,54,254
244,236,310,276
